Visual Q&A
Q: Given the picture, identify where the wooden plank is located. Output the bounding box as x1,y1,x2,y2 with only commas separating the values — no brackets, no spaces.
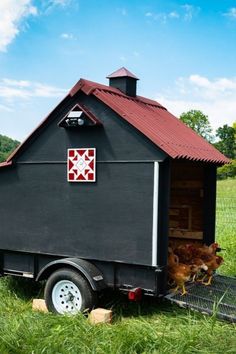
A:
169,205,192,230
169,229,203,240
169,209,180,216
171,180,203,189
170,204,191,209
169,220,179,228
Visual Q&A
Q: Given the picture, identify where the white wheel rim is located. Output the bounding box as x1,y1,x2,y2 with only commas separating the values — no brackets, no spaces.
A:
52,280,82,314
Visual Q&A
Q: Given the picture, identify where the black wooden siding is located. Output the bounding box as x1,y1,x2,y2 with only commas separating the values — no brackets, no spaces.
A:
17,93,167,163
0,162,154,265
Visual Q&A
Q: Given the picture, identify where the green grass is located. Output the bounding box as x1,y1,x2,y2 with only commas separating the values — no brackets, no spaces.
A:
0,179,235,354
216,179,236,276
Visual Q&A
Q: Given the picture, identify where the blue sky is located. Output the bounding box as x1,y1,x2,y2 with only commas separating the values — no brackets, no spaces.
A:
0,0,236,141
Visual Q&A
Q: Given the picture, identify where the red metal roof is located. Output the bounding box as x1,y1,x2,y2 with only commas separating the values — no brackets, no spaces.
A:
1,75,229,166
72,79,229,164
107,67,139,80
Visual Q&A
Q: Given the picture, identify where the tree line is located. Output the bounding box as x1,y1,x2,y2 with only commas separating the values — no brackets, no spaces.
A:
180,110,236,179
0,134,20,163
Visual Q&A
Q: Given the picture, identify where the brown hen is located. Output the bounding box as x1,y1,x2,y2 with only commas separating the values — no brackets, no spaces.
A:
200,255,224,285
168,248,192,295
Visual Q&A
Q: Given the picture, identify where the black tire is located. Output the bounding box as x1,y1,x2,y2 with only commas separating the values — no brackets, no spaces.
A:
44,268,97,314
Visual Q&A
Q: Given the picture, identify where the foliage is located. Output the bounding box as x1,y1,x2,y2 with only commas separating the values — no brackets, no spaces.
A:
215,124,236,159
233,122,236,139
179,111,235,179
0,179,235,353
217,160,236,180
0,134,20,162
179,110,213,142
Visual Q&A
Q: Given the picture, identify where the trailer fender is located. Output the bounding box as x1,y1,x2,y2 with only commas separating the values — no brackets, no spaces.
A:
36,258,106,291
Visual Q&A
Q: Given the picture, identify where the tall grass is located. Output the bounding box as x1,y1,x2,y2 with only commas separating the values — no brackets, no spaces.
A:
0,179,235,353
216,179,236,275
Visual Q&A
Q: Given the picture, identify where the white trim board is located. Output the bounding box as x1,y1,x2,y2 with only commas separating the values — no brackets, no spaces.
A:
152,161,159,266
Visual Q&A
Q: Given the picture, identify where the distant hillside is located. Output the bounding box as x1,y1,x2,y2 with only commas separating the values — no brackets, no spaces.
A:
0,134,20,163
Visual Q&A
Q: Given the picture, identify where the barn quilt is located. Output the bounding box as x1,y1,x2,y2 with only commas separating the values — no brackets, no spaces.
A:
67,148,96,182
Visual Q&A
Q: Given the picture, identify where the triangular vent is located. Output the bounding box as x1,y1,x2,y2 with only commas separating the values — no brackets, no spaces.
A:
58,103,102,128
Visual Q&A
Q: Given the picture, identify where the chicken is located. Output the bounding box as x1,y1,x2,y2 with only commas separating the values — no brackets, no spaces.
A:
200,255,224,285
168,248,192,295
174,243,195,264
191,242,219,259
167,242,224,291
188,258,208,282
172,244,208,280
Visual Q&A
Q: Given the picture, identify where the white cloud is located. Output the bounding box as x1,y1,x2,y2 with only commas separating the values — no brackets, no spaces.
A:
169,11,179,19
60,32,76,40
188,75,236,100
145,11,169,23
182,4,200,22
0,103,13,112
0,0,37,52
0,78,67,100
33,83,67,97
2,78,31,87
117,7,127,16
43,0,73,13
224,8,236,19
47,0,71,7
155,74,236,131
145,4,199,23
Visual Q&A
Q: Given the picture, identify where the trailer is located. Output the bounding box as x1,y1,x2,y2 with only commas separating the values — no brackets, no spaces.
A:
0,67,234,319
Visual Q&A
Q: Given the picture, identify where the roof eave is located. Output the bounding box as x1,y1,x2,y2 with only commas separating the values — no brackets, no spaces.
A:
0,160,13,168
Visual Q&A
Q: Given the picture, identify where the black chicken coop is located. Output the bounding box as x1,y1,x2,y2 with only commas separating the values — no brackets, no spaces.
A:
0,67,235,320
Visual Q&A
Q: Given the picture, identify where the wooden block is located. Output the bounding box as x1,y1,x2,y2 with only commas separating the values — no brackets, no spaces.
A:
32,299,48,313
89,308,112,324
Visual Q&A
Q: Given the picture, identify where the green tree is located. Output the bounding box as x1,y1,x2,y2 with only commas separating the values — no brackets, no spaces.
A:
215,124,236,159
233,122,236,140
179,110,213,142
217,160,236,179
0,134,20,162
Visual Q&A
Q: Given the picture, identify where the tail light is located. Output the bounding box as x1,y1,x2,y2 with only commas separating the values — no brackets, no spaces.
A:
128,288,142,302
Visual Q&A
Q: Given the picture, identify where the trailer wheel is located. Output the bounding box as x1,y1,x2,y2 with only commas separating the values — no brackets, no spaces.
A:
44,268,97,314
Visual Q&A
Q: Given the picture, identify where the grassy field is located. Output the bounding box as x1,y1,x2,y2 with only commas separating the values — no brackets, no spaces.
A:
216,179,236,276
0,179,235,354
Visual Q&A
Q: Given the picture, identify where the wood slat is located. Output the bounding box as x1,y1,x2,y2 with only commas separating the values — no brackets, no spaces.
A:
169,209,180,216
171,180,203,189
169,230,203,240
169,220,180,228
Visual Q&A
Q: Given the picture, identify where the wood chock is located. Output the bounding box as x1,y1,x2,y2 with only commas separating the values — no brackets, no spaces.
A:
32,299,48,313
89,308,112,324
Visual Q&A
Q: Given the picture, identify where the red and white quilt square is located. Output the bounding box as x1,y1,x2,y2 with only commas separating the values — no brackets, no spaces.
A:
67,148,96,182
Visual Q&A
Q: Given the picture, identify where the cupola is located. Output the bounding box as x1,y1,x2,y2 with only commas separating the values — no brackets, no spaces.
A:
107,67,139,97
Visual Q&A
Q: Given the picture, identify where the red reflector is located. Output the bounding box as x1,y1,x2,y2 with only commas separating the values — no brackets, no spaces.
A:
128,288,142,302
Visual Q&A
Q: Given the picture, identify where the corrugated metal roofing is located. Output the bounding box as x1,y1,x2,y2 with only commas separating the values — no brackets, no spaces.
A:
1,75,230,166
73,79,229,164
